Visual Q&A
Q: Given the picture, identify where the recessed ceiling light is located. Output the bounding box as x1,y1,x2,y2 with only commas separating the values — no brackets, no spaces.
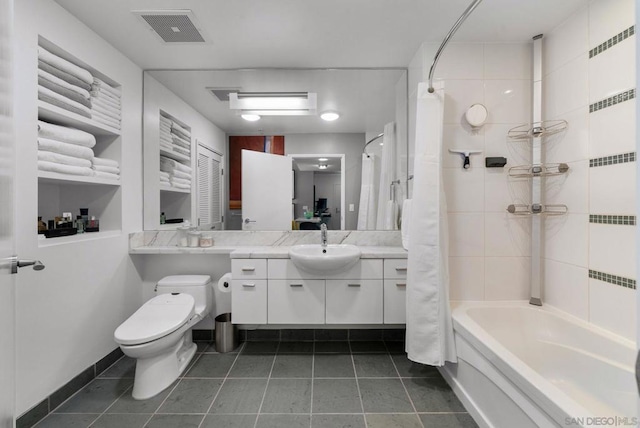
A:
171,27,181,32
320,111,340,121
318,164,329,169
318,158,329,162
241,114,261,121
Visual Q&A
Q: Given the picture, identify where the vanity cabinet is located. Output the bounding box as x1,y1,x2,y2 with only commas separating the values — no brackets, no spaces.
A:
231,257,406,325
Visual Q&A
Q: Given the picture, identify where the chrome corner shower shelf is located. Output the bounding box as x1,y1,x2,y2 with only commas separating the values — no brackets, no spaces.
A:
508,163,570,178
507,204,568,216
507,120,568,141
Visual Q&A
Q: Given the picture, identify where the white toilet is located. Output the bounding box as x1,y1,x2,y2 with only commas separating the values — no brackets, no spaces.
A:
114,275,212,400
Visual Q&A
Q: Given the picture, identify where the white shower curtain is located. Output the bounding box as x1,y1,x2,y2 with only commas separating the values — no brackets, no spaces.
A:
375,122,398,230
406,82,456,365
357,153,377,230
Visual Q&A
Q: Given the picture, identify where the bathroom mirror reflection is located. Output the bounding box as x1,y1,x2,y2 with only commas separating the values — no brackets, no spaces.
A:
143,68,408,231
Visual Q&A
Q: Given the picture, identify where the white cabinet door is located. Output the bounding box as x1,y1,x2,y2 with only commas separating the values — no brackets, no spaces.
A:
326,280,383,324
197,143,223,230
231,279,267,324
268,280,325,324
383,279,406,324
383,259,408,279
231,259,268,280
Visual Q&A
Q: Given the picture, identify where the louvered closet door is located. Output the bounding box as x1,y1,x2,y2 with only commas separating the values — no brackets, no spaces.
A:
197,142,223,230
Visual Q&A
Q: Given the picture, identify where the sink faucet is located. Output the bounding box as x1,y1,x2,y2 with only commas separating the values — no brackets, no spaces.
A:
320,223,328,248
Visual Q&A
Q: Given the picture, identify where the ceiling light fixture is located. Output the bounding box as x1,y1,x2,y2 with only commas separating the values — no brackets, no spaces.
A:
318,158,329,162
241,114,261,121
320,111,340,121
318,164,329,170
229,92,317,116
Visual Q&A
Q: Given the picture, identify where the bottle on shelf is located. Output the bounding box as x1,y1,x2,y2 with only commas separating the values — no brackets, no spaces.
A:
160,212,166,225
37,216,47,234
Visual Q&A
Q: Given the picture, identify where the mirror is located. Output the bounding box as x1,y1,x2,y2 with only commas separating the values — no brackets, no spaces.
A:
143,68,408,231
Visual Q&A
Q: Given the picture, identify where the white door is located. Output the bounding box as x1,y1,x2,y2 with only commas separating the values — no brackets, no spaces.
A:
0,0,15,425
197,143,224,230
242,150,292,230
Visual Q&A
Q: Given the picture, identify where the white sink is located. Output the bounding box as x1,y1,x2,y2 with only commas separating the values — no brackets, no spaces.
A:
288,244,361,275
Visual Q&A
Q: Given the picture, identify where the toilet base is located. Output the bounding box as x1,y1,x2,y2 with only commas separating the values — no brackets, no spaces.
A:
130,332,197,400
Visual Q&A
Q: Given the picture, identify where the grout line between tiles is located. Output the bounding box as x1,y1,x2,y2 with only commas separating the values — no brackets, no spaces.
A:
386,342,425,428
348,340,368,428
252,342,279,428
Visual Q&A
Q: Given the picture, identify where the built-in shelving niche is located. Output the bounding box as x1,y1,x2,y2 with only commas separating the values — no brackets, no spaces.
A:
37,36,122,245
159,110,192,224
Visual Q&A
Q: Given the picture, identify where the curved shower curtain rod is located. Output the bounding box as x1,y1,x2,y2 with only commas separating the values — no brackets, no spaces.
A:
427,0,484,93
363,132,384,157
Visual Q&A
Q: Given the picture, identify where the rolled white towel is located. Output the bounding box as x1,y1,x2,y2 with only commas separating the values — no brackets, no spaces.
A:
94,171,120,180
38,121,96,148
172,169,191,180
37,46,93,85
401,199,412,250
91,157,119,168
93,165,120,175
38,138,94,160
38,150,92,168
38,160,94,176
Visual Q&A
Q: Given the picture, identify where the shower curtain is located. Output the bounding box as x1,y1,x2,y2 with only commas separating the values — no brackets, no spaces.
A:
357,153,377,230
406,82,456,365
375,122,397,230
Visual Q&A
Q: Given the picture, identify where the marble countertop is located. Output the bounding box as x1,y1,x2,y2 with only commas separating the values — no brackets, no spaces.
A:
129,245,407,259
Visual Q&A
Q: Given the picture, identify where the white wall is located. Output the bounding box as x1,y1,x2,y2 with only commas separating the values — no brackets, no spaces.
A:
285,133,364,230
143,74,226,230
542,0,636,340
408,41,533,301
14,0,143,415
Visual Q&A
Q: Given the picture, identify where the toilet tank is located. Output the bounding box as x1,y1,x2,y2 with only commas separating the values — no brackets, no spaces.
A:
156,275,212,316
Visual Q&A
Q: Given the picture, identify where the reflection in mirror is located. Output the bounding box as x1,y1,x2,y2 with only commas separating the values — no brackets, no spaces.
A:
144,68,408,231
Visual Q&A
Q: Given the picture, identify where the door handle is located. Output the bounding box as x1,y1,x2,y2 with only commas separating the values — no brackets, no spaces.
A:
244,218,256,224
4,256,46,274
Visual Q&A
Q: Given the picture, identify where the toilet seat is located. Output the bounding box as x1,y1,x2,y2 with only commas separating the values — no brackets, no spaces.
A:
115,293,195,346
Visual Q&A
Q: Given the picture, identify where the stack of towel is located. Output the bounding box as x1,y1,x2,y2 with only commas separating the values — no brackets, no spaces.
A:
37,46,93,119
90,78,121,130
92,157,120,181
37,120,95,176
160,155,192,190
159,115,191,158
159,171,171,187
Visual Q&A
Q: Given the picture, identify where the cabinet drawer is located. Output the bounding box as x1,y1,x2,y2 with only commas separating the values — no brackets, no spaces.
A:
269,259,383,280
384,259,408,279
326,279,383,324
231,279,267,324
232,259,267,279
268,280,325,324
384,279,406,324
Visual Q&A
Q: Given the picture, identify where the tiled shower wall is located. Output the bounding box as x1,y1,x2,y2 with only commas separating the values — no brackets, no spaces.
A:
542,0,636,340
408,42,534,301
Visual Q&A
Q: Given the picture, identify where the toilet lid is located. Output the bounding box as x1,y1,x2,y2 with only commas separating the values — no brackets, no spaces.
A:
114,293,195,346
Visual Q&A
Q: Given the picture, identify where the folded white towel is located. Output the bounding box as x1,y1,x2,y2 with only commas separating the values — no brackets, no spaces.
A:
92,77,121,97
160,156,192,173
92,109,120,126
160,116,172,126
159,143,174,153
94,171,120,181
38,160,94,176
91,86,120,103
38,138,94,160
92,102,120,119
171,176,191,186
172,146,190,157
171,181,191,190
92,115,121,130
160,122,171,131
38,68,90,100
171,123,190,139
172,136,190,150
384,200,398,230
401,199,412,250
93,165,120,174
91,157,119,168
92,94,120,110
38,46,93,85
38,120,96,148
38,150,92,168
38,85,92,118
159,171,170,179
160,133,173,144
171,169,191,180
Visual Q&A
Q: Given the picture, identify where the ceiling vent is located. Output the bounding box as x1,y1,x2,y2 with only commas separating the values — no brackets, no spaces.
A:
133,10,208,43
208,88,242,102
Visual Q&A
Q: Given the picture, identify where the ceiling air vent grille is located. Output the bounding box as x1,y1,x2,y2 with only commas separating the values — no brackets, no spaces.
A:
133,10,207,43
208,88,242,102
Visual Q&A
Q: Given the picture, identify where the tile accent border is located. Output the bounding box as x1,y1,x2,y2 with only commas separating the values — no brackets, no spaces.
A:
589,214,636,225
589,89,635,113
589,269,636,290
16,348,124,428
589,151,636,168
589,25,635,58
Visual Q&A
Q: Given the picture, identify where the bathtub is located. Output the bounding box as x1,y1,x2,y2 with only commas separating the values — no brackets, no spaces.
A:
441,301,638,428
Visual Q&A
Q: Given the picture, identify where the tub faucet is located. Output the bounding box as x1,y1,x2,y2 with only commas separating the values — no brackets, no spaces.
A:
320,223,327,248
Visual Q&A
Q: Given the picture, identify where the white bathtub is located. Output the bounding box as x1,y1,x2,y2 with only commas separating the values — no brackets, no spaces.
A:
441,301,638,428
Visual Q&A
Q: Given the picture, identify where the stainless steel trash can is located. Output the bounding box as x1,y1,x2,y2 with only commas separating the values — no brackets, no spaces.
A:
215,313,238,353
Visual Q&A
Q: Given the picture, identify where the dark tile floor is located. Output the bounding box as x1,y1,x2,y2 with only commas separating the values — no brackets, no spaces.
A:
35,340,478,428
